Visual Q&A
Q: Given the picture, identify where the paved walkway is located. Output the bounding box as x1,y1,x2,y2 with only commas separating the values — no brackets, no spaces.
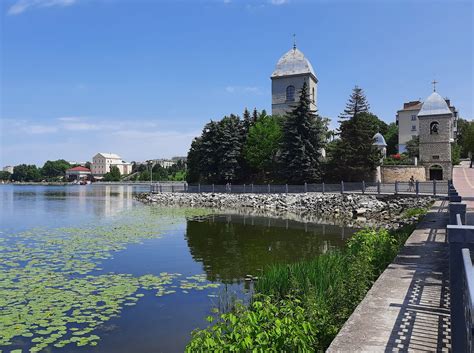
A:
327,201,451,352
453,161,474,225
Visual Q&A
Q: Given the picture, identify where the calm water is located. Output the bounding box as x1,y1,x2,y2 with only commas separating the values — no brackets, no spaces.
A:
0,184,355,352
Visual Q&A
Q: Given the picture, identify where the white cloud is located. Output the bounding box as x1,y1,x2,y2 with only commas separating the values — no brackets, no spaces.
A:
62,122,100,131
225,85,262,95
25,125,59,134
8,0,77,15
269,0,288,5
57,116,81,122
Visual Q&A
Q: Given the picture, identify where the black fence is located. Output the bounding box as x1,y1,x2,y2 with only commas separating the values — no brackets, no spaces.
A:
150,180,449,196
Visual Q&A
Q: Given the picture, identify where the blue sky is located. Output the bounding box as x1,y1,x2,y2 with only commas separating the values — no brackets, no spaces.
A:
1,0,472,166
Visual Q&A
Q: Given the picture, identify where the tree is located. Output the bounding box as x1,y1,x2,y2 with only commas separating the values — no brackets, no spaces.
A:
406,136,419,159
103,166,121,181
152,164,168,181
279,81,327,183
461,121,474,167
42,159,71,179
327,112,382,182
338,85,370,121
384,123,398,155
457,118,472,158
244,115,283,182
186,115,245,183
0,171,11,181
12,164,42,182
85,161,91,170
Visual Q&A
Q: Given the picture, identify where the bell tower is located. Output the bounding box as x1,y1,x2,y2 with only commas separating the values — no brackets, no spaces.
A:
418,87,453,180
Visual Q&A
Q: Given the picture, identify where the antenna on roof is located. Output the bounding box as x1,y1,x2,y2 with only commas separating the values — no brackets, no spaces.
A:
293,33,296,50
431,79,438,92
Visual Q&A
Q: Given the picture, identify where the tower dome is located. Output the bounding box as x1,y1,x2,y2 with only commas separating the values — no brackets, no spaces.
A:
271,47,316,79
373,132,387,147
418,91,452,117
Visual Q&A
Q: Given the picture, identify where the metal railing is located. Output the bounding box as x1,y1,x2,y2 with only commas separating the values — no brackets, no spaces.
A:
150,180,449,197
462,248,474,353
447,182,474,352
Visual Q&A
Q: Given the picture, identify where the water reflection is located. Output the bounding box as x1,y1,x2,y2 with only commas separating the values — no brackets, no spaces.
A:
185,214,356,284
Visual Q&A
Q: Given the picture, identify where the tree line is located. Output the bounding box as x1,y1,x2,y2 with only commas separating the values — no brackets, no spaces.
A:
187,83,391,184
0,160,80,182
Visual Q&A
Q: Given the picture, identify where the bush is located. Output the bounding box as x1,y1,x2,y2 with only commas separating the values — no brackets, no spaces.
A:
186,223,419,351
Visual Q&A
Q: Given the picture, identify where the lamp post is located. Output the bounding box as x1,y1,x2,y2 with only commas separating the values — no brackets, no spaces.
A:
146,160,153,186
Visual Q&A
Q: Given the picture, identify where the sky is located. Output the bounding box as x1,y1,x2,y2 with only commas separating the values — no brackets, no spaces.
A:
0,0,472,167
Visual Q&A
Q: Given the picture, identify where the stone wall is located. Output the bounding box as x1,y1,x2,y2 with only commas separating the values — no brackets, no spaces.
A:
381,166,426,183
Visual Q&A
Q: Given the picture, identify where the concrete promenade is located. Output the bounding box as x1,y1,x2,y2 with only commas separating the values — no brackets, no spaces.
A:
453,161,474,224
327,201,451,352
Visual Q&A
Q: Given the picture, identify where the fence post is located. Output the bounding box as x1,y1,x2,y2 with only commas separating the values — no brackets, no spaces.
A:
198,183,201,193
433,179,437,196
244,184,246,193
171,184,174,193
251,184,254,193
285,184,288,194
304,182,307,193
377,181,381,195
322,182,325,194
395,181,399,195
212,184,215,193
362,180,366,194
184,183,187,192
268,184,270,193
159,184,162,193
341,181,344,194
415,181,419,196
229,183,232,193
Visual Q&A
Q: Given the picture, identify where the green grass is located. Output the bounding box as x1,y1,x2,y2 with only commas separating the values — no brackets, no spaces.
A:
402,207,428,219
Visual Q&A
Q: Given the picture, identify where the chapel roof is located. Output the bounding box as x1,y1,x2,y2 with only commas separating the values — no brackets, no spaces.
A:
418,91,452,117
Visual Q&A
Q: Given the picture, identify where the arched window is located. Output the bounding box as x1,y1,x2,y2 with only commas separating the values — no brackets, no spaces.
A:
312,87,315,103
430,121,439,135
286,85,295,102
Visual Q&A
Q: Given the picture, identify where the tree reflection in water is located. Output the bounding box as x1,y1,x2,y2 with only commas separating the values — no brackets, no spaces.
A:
185,214,357,284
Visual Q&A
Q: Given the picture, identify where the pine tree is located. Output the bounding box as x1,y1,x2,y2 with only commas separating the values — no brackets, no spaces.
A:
339,85,370,121
279,82,326,184
252,108,259,123
242,108,252,134
328,112,382,182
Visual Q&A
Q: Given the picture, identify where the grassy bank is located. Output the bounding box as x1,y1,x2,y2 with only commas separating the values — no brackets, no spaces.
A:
185,208,428,352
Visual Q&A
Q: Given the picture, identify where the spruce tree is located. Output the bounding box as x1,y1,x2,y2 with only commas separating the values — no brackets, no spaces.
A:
279,82,326,184
339,85,370,120
242,108,252,134
252,108,259,123
328,112,382,182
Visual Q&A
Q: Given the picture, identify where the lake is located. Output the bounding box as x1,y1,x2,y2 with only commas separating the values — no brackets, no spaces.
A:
0,184,356,352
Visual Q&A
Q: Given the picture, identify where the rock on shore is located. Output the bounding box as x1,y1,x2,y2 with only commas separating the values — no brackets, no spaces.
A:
135,192,433,228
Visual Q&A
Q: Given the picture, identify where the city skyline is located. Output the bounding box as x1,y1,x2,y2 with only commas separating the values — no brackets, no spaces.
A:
1,0,472,166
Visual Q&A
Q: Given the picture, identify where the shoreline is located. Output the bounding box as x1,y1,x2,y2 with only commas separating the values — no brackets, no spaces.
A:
136,192,434,229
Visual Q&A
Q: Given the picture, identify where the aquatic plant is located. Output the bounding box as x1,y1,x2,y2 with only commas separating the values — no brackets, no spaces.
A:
0,207,221,352
186,222,419,351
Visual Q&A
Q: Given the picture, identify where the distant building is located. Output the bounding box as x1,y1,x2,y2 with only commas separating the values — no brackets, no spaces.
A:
150,159,175,168
271,44,318,116
396,97,458,153
67,161,87,167
91,153,132,176
65,166,91,181
3,166,14,174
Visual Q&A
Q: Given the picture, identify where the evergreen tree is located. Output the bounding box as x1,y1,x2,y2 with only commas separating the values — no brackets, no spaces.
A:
327,112,382,181
339,85,370,121
252,108,259,123
242,108,252,134
279,82,326,183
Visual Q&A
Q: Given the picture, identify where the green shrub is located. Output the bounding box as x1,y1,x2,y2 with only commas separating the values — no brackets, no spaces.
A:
186,222,421,351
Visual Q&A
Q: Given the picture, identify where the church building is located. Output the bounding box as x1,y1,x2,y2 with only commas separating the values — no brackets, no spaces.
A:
271,44,318,116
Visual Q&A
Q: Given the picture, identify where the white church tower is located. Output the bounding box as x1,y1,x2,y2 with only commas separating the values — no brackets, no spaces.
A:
271,43,318,116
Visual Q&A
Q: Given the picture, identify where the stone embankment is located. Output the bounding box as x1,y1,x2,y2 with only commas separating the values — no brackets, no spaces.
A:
136,192,433,228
